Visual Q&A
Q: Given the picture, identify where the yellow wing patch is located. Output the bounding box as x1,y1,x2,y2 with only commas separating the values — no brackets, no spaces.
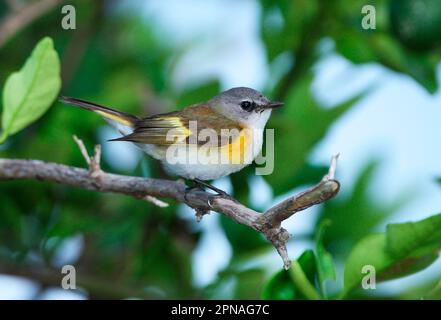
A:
157,116,191,144
157,117,192,136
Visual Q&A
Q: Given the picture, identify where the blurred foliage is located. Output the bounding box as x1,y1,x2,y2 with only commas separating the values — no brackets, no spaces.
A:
390,0,441,51
315,160,408,258
0,0,440,300
265,75,365,194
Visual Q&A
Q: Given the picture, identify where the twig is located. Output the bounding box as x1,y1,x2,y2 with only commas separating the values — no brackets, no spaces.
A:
324,153,339,180
0,150,340,268
0,0,64,49
73,135,92,166
91,144,101,178
142,195,169,208
73,135,167,208
5,0,24,12
72,135,101,178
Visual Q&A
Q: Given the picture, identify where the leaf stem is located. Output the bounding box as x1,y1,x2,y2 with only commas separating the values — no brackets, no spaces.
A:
288,260,321,300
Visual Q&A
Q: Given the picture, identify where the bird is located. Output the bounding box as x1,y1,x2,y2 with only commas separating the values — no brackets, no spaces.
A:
60,87,283,196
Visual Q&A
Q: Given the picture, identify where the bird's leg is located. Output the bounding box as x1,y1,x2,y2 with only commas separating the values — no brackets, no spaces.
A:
184,179,235,209
192,178,231,197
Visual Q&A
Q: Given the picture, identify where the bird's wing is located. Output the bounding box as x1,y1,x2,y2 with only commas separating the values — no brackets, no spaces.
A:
112,104,243,146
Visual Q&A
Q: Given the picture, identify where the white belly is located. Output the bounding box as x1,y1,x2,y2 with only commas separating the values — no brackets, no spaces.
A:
162,161,249,180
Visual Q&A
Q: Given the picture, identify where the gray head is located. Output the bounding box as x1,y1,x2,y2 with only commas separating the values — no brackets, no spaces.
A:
208,87,283,128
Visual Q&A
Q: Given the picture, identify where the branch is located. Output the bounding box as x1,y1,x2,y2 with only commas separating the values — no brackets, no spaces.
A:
0,139,340,269
5,0,24,12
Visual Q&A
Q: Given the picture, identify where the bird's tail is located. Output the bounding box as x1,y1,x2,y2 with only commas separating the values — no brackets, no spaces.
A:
59,96,139,130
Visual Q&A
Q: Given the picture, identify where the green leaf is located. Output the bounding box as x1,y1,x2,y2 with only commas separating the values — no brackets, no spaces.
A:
343,233,392,294
0,37,61,142
378,253,438,282
343,213,441,295
262,250,317,300
315,220,336,298
386,213,441,259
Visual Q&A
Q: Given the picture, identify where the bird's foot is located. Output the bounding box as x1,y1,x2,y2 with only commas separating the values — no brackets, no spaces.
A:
183,182,204,203
193,178,232,197
207,193,236,209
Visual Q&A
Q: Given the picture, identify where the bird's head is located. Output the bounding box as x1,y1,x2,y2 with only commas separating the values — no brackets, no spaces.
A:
208,87,283,128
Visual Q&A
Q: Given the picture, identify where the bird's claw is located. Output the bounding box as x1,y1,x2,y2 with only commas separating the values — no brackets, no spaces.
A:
207,192,235,209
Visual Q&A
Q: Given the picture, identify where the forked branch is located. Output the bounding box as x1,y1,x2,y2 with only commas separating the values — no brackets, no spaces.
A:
0,137,340,269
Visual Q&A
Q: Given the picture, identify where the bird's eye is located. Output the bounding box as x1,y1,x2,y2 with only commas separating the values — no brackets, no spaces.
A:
240,101,255,111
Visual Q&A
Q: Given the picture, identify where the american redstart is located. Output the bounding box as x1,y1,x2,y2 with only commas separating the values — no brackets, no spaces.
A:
60,87,283,194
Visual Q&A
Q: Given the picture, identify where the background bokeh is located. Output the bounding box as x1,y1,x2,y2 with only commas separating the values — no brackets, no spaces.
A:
1,0,441,299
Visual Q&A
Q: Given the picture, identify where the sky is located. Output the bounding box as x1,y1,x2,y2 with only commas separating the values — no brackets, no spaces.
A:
1,0,441,298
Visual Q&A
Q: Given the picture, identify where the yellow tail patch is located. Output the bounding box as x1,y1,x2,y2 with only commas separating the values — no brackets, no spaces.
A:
95,110,133,127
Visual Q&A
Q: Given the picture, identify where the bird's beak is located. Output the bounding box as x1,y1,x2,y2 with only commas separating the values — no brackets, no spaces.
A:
264,101,284,109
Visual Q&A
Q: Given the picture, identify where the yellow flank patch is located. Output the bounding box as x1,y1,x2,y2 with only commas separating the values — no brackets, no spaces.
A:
220,128,252,164
95,110,132,126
